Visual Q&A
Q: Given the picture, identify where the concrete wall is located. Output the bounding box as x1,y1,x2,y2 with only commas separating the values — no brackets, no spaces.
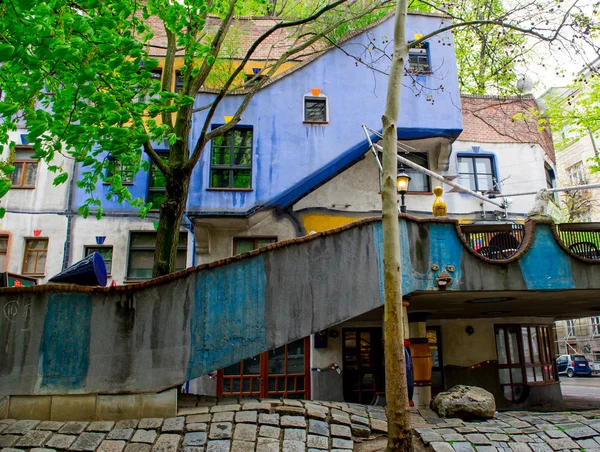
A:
2,217,600,397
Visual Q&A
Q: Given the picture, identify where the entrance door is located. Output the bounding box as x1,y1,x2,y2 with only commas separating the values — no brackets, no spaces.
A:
342,328,383,404
427,326,444,394
217,337,310,399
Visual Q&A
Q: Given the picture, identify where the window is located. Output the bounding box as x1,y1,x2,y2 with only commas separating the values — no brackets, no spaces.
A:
175,71,184,93
233,237,277,255
0,235,8,271
107,159,135,184
567,161,587,185
408,43,430,73
304,96,328,123
591,317,600,336
11,148,38,188
244,72,267,87
127,231,187,279
457,155,497,192
85,246,113,275
594,352,600,363
22,238,48,275
495,325,554,402
567,319,575,337
545,164,555,190
148,152,169,208
402,153,430,192
210,128,252,189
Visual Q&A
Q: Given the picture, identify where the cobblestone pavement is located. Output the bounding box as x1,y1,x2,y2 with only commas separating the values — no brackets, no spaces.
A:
0,398,389,452
4,396,600,451
412,406,600,452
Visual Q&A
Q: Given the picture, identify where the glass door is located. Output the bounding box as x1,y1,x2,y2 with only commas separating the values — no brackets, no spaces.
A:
342,328,383,404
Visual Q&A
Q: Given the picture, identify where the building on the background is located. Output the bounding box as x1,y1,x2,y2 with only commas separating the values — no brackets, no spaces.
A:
554,317,600,374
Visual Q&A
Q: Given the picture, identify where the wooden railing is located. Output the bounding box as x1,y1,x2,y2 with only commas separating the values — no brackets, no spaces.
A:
460,223,525,260
556,223,600,260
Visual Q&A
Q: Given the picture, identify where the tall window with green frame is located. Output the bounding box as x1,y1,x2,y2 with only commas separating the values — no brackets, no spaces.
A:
210,127,253,189
148,152,169,208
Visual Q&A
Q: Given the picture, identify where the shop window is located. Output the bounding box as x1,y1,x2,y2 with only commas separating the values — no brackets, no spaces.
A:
127,231,187,279
402,152,431,192
0,235,8,271
408,42,431,73
147,152,169,208
304,95,328,123
85,245,113,275
233,237,277,255
495,325,554,402
457,155,497,192
22,238,48,275
210,127,253,189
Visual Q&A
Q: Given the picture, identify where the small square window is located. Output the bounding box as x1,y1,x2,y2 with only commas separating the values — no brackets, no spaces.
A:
85,246,113,275
209,128,253,189
23,238,48,275
304,97,327,123
175,72,184,93
107,159,135,184
408,43,430,73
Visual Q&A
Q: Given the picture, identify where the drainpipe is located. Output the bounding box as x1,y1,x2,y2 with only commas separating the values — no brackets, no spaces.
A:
61,162,77,270
588,127,599,159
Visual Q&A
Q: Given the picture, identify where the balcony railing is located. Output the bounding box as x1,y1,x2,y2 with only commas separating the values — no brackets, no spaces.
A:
556,223,600,260
460,223,525,261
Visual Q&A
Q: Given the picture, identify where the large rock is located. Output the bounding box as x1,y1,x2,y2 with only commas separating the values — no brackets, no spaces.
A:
431,385,495,420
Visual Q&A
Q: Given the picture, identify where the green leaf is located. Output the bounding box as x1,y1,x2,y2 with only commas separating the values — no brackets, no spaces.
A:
0,179,11,198
0,44,15,62
78,205,90,218
0,103,19,116
53,173,69,186
167,133,177,145
0,208,6,219
96,207,104,220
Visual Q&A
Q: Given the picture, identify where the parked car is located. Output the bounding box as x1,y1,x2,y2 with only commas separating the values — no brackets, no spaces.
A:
556,354,593,377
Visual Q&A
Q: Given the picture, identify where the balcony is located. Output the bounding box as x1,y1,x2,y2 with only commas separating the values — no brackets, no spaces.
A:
556,223,600,260
460,223,525,261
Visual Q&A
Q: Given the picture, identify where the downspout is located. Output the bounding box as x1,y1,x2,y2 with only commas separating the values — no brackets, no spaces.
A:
61,162,77,270
588,126,599,159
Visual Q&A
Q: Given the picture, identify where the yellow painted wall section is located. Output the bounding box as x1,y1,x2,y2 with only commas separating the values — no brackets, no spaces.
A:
299,212,375,233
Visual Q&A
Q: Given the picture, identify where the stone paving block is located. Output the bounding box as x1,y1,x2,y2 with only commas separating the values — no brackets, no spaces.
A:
70,432,106,451
38,422,65,431
564,425,597,439
131,430,158,444
178,406,209,416
284,429,306,442
258,426,280,439
529,444,553,452
371,419,387,434
5,420,41,435
457,427,478,434
257,414,279,426
161,418,185,434
235,412,257,424
351,424,371,438
577,438,599,449
206,440,231,452
209,423,233,440
106,429,135,441
124,444,152,452
256,438,278,452
308,420,329,437
282,440,306,452
0,435,19,448
0,448,23,452
442,433,466,442
430,442,455,452
453,442,477,452
331,424,352,439
152,434,181,452
306,408,327,421
273,406,305,416
211,405,240,414
230,440,254,452
545,438,579,450
138,417,163,430
488,434,510,442
504,428,522,435
331,414,351,426
509,444,532,452
307,434,328,450
183,432,207,447
87,422,115,433
475,446,497,452
240,402,271,413
16,429,52,448
186,423,208,432
46,434,77,450
369,411,387,421
115,421,139,430
543,430,566,439
233,424,256,442
280,416,306,428
98,440,126,452
187,415,211,424
511,435,533,443
30,448,58,452
181,448,204,452
331,437,353,449
350,415,369,426
59,423,89,435
213,413,235,423
466,433,492,445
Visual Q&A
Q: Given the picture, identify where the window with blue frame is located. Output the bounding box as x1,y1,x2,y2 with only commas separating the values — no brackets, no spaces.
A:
210,127,253,189
457,155,497,192
408,42,430,73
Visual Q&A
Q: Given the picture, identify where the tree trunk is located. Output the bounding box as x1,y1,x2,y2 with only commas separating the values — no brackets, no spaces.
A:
153,170,190,278
382,0,412,450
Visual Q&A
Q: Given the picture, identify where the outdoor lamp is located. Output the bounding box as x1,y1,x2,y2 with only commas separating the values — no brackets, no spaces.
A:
397,165,411,213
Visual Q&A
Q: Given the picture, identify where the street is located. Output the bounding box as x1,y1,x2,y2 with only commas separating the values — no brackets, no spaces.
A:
559,375,600,407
